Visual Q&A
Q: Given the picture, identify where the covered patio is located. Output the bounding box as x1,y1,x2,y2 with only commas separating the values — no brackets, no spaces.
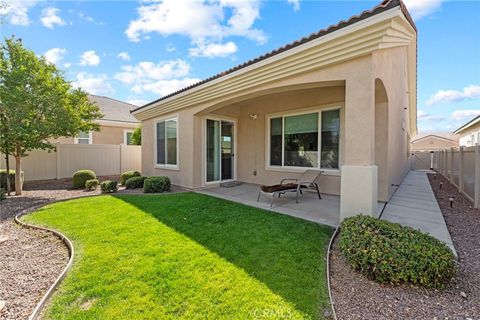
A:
199,183,385,227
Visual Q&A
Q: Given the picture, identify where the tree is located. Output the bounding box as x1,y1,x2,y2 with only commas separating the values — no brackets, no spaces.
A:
0,37,102,195
131,126,141,145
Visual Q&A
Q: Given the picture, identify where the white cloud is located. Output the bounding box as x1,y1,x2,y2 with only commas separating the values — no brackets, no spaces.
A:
127,99,149,106
115,59,200,97
75,10,104,25
117,52,131,61
287,0,300,11
72,72,114,95
402,0,442,20
115,59,191,84
134,78,200,96
166,43,176,52
0,0,38,26
64,62,71,68
125,0,265,57
79,50,101,66
189,41,237,58
40,7,66,29
451,109,480,121
417,110,429,118
417,110,445,122
426,85,480,106
44,48,67,64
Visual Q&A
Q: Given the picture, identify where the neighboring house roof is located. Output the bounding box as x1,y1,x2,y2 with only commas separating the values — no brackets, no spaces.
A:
453,115,480,134
131,0,415,114
411,134,457,144
89,95,139,124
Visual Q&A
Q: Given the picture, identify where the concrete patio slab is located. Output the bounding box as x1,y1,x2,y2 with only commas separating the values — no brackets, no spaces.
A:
198,183,341,227
198,183,385,228
381,170,457,255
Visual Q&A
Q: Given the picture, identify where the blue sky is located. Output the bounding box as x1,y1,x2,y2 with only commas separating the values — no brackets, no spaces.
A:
1,0,479,133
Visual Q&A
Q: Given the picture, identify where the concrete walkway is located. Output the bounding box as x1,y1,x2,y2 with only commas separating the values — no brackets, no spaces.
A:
381,170,456,255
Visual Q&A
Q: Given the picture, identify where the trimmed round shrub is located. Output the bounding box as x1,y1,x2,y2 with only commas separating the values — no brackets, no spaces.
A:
121,171,141,186
125,176,147,189
339,215,455,289
72,170,96,189
85,179,99,191
100,180,118,193
0,169,24,190
143,176,171,193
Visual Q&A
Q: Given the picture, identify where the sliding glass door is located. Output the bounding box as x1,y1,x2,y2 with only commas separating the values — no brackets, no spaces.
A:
206,119,234,183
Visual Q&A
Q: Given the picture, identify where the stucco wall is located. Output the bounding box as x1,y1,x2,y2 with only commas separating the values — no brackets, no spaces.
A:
214,86,345,195
412,136,458,151
141,55,379,192
458,122,480,146
372,47,412,201
51,124,137,145
140,50,412,202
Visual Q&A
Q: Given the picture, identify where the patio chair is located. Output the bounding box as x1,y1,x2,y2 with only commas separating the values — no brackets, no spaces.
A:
257,170,323,207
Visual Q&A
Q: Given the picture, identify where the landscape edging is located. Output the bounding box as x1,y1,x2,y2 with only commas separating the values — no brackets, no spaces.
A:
14,203,75,320
326,227,339,320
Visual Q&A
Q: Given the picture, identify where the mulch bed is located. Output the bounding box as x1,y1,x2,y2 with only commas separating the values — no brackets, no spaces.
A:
329,173,480,320
0,177,183,320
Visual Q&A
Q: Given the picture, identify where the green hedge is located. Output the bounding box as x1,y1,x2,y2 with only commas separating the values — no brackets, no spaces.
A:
0,188,5,201
100,180,118,193
125,176,147,189
120,170,141,186
143,176,171,193
339,215,455,289
85,179,99,191
72,170,96,189
0,169,24,190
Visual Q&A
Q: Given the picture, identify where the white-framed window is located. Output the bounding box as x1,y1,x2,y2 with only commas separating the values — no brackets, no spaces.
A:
74,131,92,144
124,129,134,145
267,108,341,170
154,117,178,168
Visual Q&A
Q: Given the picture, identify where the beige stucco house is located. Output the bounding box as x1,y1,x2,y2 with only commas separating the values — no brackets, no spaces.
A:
411,133,458,151
57,95,140,145
454,115,480,147
132,0,417,221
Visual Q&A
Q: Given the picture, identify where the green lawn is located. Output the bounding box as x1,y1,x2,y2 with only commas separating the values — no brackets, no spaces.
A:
23,192,333,319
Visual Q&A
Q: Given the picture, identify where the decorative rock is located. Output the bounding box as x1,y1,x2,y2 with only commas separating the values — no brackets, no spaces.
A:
460,291,467,299
0,300,6,312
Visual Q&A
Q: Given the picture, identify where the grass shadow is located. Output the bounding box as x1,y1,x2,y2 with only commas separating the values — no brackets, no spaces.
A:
114,192,333,319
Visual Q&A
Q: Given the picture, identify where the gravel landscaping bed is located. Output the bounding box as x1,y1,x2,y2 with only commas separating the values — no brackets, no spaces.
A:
0,177,183,319
329,173,479,320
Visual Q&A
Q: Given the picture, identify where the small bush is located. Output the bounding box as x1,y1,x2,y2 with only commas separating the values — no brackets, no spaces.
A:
73,170,96,189
0,169,23,190
339,215,455,289
125,176,147,189
85,179,99,191
100,180,118,193
120,170,141,186
0,188,5,201
143,176,171,193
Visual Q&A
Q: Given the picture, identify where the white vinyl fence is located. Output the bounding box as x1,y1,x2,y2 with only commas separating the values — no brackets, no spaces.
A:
0,144,141,181
431,145,480,208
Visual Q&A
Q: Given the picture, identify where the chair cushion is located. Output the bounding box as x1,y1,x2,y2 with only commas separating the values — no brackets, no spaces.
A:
261,183,305,193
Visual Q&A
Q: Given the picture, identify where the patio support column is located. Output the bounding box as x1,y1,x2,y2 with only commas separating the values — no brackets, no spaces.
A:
340,74,378,220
